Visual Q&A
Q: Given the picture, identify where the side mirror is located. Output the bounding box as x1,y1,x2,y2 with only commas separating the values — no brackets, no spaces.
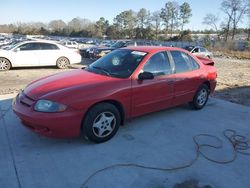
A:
14,48,20,52
138,72,154,81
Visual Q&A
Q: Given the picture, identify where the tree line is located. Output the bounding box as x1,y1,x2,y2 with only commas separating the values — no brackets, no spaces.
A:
0,0,249,41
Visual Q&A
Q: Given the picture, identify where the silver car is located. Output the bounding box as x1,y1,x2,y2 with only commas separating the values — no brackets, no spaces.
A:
185,46,213,59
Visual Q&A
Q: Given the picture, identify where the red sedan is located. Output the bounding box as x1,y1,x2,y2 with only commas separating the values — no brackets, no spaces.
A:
13,46,217,143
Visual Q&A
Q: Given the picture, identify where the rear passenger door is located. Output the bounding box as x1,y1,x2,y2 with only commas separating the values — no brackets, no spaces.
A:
38,43,60,66
169,51,201,105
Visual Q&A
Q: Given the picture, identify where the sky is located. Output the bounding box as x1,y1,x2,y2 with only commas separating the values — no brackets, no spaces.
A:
0,0,247,30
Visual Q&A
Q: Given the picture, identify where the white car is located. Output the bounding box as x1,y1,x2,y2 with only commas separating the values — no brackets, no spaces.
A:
60,40,79,49
184,46,213,59
0,40,82,71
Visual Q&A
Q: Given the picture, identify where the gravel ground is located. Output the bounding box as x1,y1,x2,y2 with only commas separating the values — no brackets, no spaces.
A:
0,57,249,106
213,57,250,106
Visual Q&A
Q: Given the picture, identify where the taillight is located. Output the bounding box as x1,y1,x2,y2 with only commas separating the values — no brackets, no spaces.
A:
208,72,217,79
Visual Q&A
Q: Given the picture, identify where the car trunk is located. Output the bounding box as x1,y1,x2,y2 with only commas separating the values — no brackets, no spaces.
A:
196,56,214,66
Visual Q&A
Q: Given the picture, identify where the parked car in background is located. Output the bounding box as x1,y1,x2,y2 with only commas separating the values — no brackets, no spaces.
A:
81,40,153,59
184,46,213,59
13,46,217,143
60,40,79,49
0,40,81,71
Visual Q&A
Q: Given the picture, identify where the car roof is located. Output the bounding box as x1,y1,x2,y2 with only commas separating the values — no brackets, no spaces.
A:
21,40,59,45
122,46,186,54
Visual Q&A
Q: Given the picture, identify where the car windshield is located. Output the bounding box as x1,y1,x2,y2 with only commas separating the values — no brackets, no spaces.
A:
86,49,147,78
110,41,126,48
4,41,23,50
184,46,194,52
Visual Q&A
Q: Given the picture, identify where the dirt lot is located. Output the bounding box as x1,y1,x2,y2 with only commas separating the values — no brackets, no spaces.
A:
213,57,250,106
0,57,249,106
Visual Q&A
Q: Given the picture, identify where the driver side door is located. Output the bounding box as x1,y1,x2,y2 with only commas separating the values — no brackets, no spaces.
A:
131,51,175,117
11,42,40,67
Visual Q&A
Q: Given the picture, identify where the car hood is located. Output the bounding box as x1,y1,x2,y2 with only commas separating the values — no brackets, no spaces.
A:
24,69,118,100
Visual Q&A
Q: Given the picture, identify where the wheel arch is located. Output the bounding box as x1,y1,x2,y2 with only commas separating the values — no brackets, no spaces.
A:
0,57,12,67
202,81,211,93
82,99,125,128
57,56,70,64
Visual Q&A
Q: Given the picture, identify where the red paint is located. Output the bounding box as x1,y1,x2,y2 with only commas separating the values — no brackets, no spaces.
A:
13,46,217,138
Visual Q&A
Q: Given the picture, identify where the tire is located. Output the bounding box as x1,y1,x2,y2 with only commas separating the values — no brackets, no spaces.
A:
56,57,70,69
190,84,209,110
82,103,121,143
0,58,11,71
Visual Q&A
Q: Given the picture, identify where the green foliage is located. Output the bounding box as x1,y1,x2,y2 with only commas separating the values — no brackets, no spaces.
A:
179,30,192,41
179,2,192,31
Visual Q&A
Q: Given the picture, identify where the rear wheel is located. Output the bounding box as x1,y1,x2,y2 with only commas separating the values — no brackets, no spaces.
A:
56,57,69,69
190,84,209,110
82,103,121,143
0,58,11,71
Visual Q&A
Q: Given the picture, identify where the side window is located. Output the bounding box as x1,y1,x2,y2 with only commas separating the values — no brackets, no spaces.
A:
126,41,135,46
188,55,200,70
193,48,199,53
40,43,59,50
136,41,144,46
170,51,194,73
200,48,206,52
18,43,39,51
143,52,171,76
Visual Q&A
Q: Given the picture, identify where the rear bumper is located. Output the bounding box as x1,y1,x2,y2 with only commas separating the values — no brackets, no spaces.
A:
12,93,84,138
209,80,217,94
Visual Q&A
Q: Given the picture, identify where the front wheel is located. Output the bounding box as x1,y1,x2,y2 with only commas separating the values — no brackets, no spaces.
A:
0,58,11,71
190,84,209,110
82,103,121,143
56,57,69,69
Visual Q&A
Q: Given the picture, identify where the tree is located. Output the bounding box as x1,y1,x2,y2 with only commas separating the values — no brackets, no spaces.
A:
160,2,172,35
136,8,151,38
246,0,250,40
221,0,248,40
151,11,162,40
203,14,219,32
68,17,84,32
114,10,137,38
95,17,109,38
48,20,66,33
179,2,192,31
137,8,151,29
160,1,179,37
106,25,119,39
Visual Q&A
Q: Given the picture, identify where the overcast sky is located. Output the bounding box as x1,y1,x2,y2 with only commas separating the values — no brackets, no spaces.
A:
1,0,248,30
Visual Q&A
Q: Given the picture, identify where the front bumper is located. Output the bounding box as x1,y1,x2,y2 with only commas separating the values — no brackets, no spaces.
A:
12,92,84,138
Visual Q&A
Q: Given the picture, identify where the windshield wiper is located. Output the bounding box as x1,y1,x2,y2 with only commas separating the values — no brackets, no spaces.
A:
92,66,111,76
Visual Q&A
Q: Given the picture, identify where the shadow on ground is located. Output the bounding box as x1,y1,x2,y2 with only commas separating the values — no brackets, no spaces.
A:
214,85,250,106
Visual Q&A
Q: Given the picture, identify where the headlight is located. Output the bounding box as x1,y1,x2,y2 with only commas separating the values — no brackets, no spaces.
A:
34,100,67,113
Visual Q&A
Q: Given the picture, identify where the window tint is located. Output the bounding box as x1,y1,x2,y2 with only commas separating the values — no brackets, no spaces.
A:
193,48,199,53
188,55,200,70
171,51,194,73
40,43,59,50
87,49,147,78
143,52,171,76
126,41,135,46
136,41,144,46
19,43,40,51
200,48,206,52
